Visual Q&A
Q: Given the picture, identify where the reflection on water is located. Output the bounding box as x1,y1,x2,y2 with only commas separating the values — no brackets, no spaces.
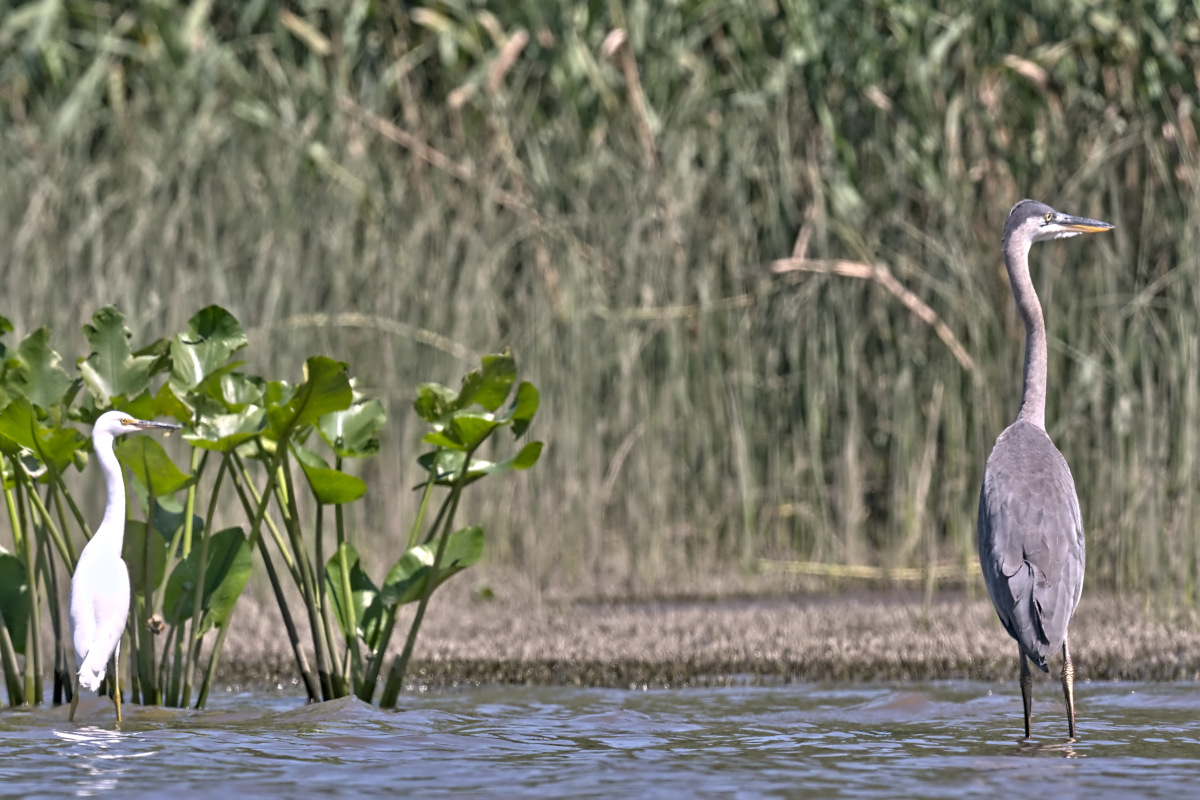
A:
1,681,1199,798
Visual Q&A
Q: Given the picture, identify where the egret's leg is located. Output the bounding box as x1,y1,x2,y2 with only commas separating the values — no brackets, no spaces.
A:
112,642,122,723
1061,640,1076,741
68,675,80,722
1019,649,1032,739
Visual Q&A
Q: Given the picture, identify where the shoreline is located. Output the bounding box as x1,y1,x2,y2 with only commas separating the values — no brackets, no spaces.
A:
212,581,1200,692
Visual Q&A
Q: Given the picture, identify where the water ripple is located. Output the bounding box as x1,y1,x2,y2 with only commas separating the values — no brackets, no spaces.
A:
1,682,1199,798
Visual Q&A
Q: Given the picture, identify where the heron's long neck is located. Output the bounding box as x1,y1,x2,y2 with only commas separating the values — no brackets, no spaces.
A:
1004,239,1047,430
92,432,126,556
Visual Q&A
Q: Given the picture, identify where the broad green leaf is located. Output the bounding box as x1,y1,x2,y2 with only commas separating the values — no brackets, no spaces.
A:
122,520,167,595
3,327,75,411
502,382,539,437
162,527,251,633
0,550,30,655
413,382,458,423
266,357,352,439
458,350,516,412
318,398,386,458
184,408,266,452
132,336,172,377
79,306,154,406
417,441,544,487
151,382,193,423
116,389,156,421
0,314,12,361
169,306,249,394
378,525,483,607
412,351,517,424
211,371,264,411
116,434,194,495
422,412,499,451
293,444,367,504
324,543,378,642
151,493,204,546
0,398,87,473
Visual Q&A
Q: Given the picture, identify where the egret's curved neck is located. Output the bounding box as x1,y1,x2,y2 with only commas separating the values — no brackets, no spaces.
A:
1004,237,1047,430
92,431,127,555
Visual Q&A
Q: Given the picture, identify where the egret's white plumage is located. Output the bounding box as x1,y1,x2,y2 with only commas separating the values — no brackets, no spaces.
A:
68,411,180,722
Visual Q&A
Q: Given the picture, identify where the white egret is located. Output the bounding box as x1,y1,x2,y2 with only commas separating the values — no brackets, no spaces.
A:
68,411,180,723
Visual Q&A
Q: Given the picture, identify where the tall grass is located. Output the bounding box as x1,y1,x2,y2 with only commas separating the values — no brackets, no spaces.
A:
2,1,1199,601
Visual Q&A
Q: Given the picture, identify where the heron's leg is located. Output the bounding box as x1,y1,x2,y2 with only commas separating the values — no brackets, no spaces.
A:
1019,648,1032,739
1061,640,1076,741
68,675,80,722
112,641,122,723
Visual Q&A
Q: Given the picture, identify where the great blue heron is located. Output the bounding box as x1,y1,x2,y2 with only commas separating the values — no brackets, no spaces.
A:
69,411,180,723
977,199,1113,741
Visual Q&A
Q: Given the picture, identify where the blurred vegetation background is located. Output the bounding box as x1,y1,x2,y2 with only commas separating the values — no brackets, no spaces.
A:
1,0,1197,603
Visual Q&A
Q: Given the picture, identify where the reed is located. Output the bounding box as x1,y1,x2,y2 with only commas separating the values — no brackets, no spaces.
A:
2,1,1199,603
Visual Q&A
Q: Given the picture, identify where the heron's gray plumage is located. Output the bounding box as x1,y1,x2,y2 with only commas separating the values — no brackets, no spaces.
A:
978,420,1085,670
977,198,1112,740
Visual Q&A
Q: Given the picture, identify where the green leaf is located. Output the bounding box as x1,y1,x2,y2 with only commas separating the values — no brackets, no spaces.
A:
0,398,88,473
169,306,249,394
413,382,458,423
266,356,352,439
503,381,539,437
318,398,386,458
417,441,543,487
0,550,30,656
3,327,75,411
210,372,264,411
293,444,367,504
184,407,266,452
151,382,194,423
458,350,516,412
411,351,517,424
422,412,499,451
79,306,155,407
150,493,203,545
122,521,167,595
162,528,252,633
377,525,483,607
324,543,378,642
116,434,194,496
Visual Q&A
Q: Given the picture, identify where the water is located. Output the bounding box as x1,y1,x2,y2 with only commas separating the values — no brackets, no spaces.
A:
2,681,1199,798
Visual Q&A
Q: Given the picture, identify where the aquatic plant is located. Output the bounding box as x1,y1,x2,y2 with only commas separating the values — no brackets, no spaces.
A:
0,306,541,708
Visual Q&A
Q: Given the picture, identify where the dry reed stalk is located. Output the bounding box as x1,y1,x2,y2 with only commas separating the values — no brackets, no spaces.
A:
770,257,975,373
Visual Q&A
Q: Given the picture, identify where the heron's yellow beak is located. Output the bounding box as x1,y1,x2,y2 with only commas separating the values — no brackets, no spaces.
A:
1055,213,1114,234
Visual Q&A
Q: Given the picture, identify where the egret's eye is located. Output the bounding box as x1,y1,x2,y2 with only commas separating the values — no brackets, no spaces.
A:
120,418,134,426
1044,212,1053,223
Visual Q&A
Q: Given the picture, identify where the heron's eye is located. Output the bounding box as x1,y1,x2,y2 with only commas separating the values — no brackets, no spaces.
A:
1044,212,1053,223
120,418,134,426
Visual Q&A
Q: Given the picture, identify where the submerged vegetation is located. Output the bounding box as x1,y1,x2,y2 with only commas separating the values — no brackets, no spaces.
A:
1,0,1200,609
0,306,541,707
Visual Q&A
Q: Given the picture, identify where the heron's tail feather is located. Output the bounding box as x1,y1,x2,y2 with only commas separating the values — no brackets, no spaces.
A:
77,652,107,692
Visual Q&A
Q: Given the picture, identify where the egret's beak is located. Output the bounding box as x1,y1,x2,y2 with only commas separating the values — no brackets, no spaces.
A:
1052,213,1115,234
124,418,182,435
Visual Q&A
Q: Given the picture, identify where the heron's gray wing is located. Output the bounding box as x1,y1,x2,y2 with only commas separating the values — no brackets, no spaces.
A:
977,423,1085,668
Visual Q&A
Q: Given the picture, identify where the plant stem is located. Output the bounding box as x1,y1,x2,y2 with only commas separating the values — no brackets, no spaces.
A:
380,449,472,708
334,457,363,690
314,502,347,696
181,454,226,708
0,601,22,706
278,449,335,700
0,464,25,705
14,476,42,705
358,472,438,702
26,478,75,572
226,453,321,703
234,452,299,582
